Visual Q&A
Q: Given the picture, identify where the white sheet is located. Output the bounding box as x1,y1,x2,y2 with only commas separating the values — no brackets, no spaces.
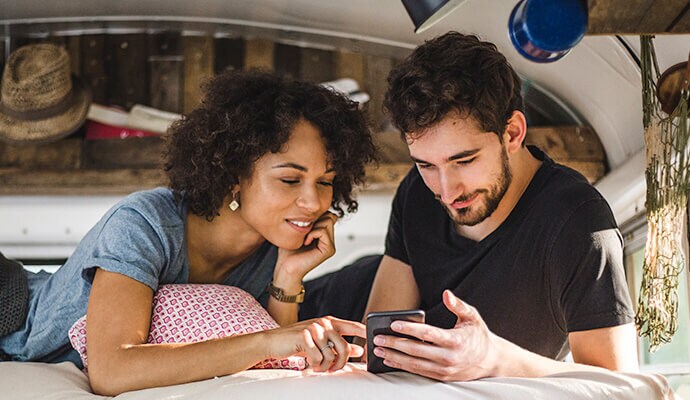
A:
0,361,677,400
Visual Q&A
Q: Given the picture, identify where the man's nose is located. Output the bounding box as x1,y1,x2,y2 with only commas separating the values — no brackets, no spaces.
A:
438,170,463,204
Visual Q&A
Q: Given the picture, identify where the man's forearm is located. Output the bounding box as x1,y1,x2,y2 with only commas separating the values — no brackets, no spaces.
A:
490,334,606,378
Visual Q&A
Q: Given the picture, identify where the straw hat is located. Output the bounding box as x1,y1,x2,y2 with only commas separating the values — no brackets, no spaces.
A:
0,43,91,145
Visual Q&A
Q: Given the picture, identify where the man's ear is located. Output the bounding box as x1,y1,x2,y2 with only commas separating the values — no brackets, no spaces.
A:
502,111,527,154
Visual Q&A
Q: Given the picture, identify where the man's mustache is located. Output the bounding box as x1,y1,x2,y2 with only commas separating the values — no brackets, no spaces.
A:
434,189,487,204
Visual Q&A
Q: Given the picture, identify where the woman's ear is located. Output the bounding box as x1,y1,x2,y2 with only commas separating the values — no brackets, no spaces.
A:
502,111,527,154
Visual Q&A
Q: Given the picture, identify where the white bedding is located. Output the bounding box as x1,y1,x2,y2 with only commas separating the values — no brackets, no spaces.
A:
0,361,677,400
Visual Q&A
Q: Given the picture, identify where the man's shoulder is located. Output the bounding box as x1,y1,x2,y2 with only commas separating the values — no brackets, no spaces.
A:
538,161,612,219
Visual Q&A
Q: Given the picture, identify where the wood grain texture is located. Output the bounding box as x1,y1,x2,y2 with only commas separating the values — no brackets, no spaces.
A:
244,38,274,70
0,139,82,169
65,36,81,77
588,0,690,34
274,43,301,78
363,55,393,131
183,35,214,113
150,57,183,113
300,47,334,83
83,137,165,169
106,34,148,109
0,168,166,195
81,35,108,104
525,126,604,161
335,50,365,88
214,37,245,73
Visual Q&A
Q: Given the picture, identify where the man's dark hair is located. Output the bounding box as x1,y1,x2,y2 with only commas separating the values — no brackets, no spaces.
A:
165,70,377,220
384,32,524,138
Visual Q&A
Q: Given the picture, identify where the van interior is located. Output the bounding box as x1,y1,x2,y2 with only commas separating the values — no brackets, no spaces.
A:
0,1,689,399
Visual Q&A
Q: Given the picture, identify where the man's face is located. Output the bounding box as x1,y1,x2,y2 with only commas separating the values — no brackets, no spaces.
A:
408,113,512,227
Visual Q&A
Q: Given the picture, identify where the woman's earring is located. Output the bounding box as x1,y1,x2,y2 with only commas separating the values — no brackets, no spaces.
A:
229,192,240,211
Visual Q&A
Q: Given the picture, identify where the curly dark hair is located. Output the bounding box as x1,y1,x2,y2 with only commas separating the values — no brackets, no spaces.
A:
384,32,524,139
164,70,377,220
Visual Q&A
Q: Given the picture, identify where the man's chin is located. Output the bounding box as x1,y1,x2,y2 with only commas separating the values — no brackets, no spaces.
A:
448,207,488,227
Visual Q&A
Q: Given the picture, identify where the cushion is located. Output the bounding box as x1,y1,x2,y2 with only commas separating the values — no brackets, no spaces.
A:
68,284,306,371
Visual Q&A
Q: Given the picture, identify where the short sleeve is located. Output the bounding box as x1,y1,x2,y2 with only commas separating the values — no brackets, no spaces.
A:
384,173,412,265
548,199,634,333
81,207,167,291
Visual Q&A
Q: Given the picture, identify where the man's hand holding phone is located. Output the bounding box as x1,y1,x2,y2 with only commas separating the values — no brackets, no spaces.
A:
367,290,500,381
366,309,425,373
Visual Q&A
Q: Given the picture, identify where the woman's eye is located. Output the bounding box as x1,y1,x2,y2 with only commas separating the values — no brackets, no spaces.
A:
280,179,300,185
319,181,334,187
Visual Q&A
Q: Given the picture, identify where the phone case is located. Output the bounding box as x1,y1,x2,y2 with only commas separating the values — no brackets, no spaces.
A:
366,310,425,373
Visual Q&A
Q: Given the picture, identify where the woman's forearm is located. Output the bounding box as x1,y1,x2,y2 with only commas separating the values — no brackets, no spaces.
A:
88,331,270,396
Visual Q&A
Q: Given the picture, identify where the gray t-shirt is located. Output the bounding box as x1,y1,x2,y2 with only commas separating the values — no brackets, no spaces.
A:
0,187,277,367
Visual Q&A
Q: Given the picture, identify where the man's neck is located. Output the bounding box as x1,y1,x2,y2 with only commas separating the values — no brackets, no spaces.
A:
454,147,542,242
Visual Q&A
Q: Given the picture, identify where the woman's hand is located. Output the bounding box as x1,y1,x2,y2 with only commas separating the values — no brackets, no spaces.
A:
264,316,365,372
274,211,337,285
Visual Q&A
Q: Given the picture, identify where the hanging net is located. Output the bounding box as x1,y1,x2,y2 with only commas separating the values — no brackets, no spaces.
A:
635,35,690,351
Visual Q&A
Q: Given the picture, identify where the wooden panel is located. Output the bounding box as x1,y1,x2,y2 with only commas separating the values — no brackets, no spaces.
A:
65,36,81,77
106,34,148,109
149,32,183,113
148,32,182,57
0,138,82,169
0,40,4,77
525,126,604,161
44,36,66,47
588,0,690,34
0,168,165,195
671,6,690,33
81,35,107,104
364,163,413,191
274,43,301,78
244,38,274,70
638,0,689,33
526,126,605,183
83,137,165,169
335,50,365,88
183,35,214,114
363,55,393,131
149,57,183,113
214,37,245,73
300,47,334,83
9,37,38,51
556,160,605,183
374,130,409,163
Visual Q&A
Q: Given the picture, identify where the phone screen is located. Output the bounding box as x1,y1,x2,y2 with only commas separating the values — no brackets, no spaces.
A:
366,309,425,373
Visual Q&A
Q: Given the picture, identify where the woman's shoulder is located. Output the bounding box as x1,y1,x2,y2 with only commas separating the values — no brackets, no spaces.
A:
113,187,186,228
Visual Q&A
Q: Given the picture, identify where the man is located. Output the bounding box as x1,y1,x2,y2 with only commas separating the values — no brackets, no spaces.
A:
364,31,638,381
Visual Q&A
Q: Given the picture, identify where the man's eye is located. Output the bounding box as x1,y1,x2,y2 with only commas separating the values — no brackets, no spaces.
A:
417,163,434,169
457,158,475,165
280,179,299,185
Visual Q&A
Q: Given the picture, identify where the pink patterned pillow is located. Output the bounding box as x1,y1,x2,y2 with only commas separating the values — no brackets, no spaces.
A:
69,284,306,371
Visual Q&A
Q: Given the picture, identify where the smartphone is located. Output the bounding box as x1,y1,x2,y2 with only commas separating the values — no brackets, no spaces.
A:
366,309,425,373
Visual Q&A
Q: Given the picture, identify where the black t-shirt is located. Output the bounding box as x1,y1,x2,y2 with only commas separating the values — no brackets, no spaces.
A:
384,146,634,360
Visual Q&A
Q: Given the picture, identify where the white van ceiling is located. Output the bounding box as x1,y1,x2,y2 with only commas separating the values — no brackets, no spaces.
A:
3,0,689,169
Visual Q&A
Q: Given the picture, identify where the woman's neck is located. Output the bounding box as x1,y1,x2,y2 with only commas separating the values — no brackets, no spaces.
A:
185,207,265,283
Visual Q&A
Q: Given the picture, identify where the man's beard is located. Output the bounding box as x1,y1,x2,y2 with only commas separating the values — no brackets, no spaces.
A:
440,149,512,227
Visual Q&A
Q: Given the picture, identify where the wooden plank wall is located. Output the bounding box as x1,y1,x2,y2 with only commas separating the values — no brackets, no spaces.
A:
0,32,606,194
588,0,690,34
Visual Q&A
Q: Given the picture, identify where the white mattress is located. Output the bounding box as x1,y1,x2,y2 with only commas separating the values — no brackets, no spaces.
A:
0,361,677,400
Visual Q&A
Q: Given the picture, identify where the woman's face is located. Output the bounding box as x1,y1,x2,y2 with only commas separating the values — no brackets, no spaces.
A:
235,118,335,250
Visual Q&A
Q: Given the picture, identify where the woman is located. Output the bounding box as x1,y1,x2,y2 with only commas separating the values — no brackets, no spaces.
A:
0,70,377,395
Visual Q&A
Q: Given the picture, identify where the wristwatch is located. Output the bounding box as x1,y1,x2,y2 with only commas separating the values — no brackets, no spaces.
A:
268,282,305,303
